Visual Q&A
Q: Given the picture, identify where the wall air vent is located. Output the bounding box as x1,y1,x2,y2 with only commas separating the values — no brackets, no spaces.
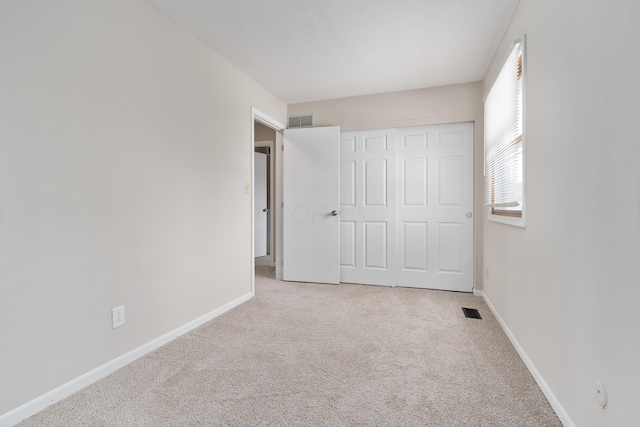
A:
288,114,313,128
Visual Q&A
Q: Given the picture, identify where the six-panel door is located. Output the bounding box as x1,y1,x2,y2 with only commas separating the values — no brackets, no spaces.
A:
339,123,473,292
339,129,397,286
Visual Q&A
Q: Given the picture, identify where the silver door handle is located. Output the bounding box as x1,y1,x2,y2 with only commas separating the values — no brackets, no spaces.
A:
330,210,339,216
466,212,473,218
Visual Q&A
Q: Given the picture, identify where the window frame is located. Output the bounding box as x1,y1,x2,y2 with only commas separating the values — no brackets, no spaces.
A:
484,35,527,227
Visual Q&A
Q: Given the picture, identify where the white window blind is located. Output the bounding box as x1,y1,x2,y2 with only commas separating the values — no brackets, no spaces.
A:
484,38,524,217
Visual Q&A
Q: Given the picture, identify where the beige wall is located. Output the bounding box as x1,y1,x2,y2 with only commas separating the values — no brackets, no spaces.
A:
482,0,639,425
289,83,485,290
254,121,277,142
0,0,286,415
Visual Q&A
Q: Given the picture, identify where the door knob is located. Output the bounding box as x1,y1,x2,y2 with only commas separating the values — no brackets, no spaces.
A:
330,210,339,216
262,208,268,212
466,212,473,218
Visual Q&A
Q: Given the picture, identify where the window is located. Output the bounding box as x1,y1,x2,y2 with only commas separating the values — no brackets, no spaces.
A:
484,36,526,226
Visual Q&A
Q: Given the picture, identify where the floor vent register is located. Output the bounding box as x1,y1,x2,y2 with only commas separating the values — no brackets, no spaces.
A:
462,307,482,319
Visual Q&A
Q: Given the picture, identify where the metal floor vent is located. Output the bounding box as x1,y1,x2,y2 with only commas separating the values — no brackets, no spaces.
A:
462,307,482,319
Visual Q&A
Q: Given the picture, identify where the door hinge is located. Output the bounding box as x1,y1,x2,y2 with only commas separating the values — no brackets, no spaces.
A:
281,144,284,151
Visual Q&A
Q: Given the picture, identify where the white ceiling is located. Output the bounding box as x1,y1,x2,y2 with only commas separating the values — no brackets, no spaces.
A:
146,0,519,104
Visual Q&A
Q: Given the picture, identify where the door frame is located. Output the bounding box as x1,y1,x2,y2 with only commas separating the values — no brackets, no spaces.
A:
254,139,275,264
253,150,269,259
251,108,285,295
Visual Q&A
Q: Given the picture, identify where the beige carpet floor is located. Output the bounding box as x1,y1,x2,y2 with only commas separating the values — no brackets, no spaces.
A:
19,265,562,426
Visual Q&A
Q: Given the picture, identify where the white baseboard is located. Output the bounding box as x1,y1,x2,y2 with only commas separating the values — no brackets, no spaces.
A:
472,288,484,297
481,292,574,427
0,292,253,427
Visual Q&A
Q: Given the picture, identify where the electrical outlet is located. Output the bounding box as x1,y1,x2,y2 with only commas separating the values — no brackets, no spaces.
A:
112,306,125,329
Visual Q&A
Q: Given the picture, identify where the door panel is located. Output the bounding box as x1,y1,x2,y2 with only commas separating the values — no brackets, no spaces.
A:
340,161,356,206
254,152,268,258
340,221,356,268
283,126,340,284
437,156,464,206
397,123,473,292
403,158,428,206
364,221,387,269
364,135,388,151
402,132,428,150
364,160,387,206
341,135,356,153
340,129,396,286
437,222,463,273
438,130,465,148
402,221,428,271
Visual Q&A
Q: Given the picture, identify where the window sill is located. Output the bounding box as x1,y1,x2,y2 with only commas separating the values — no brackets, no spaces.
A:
488,211,526,228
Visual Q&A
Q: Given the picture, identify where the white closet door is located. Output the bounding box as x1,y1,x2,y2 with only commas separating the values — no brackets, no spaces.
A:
396,123,474,292
340,129,396,286
338,122,474,292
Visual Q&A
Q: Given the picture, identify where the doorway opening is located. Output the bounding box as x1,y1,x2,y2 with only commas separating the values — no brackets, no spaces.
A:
254,134,274,266
251,108,285,295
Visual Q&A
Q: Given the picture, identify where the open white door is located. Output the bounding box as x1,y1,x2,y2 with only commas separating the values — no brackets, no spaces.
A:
254,152,268,258
283,126,340,284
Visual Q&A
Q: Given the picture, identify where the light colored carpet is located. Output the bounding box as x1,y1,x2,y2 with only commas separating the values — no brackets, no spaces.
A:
18,266,561,426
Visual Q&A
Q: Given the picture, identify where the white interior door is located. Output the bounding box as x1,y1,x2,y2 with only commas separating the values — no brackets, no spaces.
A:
254,152,268,258
337,122,474,292
396,123,474,292
340,129,396,286
283,126,340,284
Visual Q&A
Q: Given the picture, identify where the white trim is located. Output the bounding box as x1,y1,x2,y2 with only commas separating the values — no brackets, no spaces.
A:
255,139,275,264
472,288,484,297
485,201,519,208
0,292,252,427
274,130,283,279
488,211,526,227
481,291,575,427
252,107,286,131
251,115,255,295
